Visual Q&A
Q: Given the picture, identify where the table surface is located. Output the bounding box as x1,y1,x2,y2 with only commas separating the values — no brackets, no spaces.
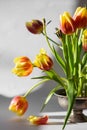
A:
0,95,87,130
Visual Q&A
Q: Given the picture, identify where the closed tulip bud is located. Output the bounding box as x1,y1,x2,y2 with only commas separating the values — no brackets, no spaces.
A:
27,115,48,125
26,20,43,34
60,12,75,34
33,48,53,71
9,96,28,116
82,29,87,51
55,28,63,39
73,7,87,29
12,56,33,77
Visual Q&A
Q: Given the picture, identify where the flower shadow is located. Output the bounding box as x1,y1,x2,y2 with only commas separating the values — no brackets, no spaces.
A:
47,114,71,125
7,116,40,130
41,112,76,126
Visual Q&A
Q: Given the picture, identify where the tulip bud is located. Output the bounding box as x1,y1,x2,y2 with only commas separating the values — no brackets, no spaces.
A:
27,115,48,125
82,29,87,51
55,28,63,39
9,96,28,116
26,20,43,34
33,48,53,70
73,7,87,29
12,56,33,77
60,12,75,34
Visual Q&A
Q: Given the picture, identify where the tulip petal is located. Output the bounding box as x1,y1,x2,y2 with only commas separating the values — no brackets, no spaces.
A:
27,115,48,125
60,12,75,34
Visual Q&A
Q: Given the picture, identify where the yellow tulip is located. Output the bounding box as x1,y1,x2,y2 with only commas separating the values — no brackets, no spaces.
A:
12,56,33,77
33,49,53,70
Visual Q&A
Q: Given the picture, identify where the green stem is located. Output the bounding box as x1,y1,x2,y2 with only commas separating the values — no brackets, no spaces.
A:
43,24,53,52
42,32,63,49
23,79,50,98
62,35,69,78
77,63,83,96
73,31,79,89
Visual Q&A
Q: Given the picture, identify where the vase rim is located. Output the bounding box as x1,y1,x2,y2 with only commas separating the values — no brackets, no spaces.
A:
54,88,87,100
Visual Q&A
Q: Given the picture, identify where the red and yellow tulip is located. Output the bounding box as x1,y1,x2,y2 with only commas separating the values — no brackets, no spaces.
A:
33,48,53,70
12,56,33,77
73,7,87,29
60,12,75,34
27,115,48,125
26,20,43,34
9,96,28,116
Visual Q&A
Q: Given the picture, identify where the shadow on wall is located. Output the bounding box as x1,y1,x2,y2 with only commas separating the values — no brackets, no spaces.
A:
76,0,87,7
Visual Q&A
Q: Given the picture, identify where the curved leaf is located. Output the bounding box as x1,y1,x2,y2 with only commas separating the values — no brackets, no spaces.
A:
52,46,66,73
62,80,77,130
40,85,61,112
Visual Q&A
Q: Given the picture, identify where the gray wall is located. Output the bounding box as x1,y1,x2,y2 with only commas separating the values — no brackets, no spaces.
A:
0,0,87,97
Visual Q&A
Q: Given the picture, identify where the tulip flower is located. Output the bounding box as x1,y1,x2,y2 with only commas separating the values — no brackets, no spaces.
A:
33,48,53,70
27,115,48,125
12,56,33,77
73,7,87,29
9,96,28,116
60,12,75,34
82,29,87,51
26,20,43,34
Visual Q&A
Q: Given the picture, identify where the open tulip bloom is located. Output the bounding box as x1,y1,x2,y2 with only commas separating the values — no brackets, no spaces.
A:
9,7,87,129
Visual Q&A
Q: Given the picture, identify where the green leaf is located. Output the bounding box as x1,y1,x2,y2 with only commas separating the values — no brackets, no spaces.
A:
62,80,77,130
52,46,66,73
78,29,83,55
31,76,50,80
66,35,74,76
45,69,67,88
81,52,87,68
40,85,61,112
62,35,70,77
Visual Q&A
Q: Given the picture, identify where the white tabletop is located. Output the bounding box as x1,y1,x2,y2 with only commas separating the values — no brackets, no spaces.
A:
0,94,87,130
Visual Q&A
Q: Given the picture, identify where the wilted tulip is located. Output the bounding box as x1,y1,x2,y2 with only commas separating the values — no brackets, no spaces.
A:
73,7,87,29
60,12,75,34
26,20,43,34
27,115,48,125
12,56,33,77
9,96,28,116
33,48,53,70
82,29,87,51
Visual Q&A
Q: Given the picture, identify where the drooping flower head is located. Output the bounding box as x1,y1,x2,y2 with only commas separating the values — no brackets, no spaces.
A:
60,12,76,34
26,20,43,34
12,56,33,77
73,7,87,29
82,29,87,51
9,96,28,116
33,48,53,71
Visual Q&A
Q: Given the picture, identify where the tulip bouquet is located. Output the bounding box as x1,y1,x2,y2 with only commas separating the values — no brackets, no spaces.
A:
9,7,87,129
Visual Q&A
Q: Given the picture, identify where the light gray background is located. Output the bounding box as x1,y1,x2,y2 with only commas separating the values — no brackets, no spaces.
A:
0,0,87,130
0,0,81,96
